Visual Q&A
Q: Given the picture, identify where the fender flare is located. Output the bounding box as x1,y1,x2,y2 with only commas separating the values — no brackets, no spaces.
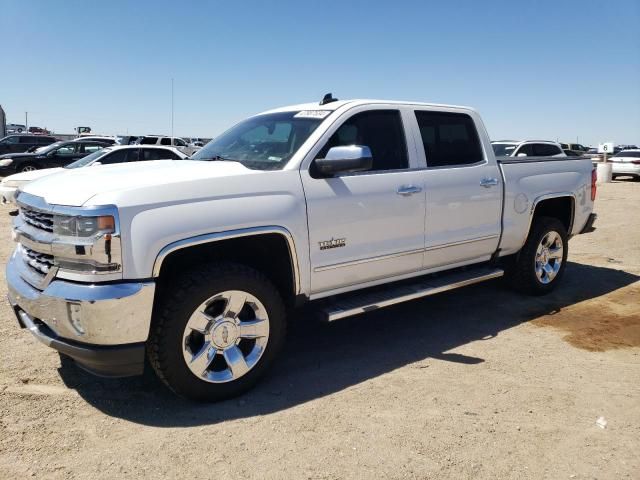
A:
151,226,301,295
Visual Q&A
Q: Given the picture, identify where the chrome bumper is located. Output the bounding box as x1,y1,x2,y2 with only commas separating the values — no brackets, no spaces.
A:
7,249,155,346
0,185,17,205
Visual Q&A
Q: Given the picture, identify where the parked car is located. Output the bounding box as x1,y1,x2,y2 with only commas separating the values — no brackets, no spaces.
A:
563,149,583,157
0,134,58,156
137,135,198,155
7,97,597,401
0,145,187,204
28,126,50,135
0,140,108,175
6,124,27,134
610,149,640,180
492,140,566,157
559,143,588,152
71,136,118,145
116,135,140,145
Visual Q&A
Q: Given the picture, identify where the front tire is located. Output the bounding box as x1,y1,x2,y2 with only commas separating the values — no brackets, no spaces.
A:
148,262,286,401
20,164,37,172
511,216,568,295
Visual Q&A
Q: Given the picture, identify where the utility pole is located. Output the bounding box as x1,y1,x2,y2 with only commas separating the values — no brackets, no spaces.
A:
25,112,28,131
171,78,174,143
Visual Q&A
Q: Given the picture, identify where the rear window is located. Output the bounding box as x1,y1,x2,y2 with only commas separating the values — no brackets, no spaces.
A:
415,111,483,167
139,137,159,145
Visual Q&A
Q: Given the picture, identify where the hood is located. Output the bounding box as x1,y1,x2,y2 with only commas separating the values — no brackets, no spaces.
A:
0,152,39,160
21,160,258,206
3,167,63,184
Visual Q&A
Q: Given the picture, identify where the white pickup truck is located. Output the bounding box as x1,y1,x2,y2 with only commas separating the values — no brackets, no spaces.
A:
7,97,597,401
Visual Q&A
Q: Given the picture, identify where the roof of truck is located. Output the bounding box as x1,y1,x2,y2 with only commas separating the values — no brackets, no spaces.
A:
260,99,476,115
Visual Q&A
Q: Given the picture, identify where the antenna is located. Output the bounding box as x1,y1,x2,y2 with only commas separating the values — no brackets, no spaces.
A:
171,78,174,142
320,93,338,105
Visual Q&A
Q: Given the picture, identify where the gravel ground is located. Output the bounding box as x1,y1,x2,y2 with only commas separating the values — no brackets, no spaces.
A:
0,180,638,479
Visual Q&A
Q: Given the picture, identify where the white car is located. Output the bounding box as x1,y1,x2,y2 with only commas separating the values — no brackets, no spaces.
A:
8,97,596,401
137,135,199,156
0,145,187,204
610,149,640,179
71,136,118,145
492,140,566,158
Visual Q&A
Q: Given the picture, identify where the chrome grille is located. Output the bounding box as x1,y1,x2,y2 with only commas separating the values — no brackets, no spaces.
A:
22,246,55,275
21,206,54,232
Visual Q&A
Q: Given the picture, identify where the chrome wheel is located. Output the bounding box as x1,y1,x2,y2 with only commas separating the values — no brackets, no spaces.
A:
535,231,563,284
21,165,36,172
182,290,270,383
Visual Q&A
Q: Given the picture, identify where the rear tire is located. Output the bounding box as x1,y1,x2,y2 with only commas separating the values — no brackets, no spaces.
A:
148,262,286,402
20,164,37,172
511,216,568,295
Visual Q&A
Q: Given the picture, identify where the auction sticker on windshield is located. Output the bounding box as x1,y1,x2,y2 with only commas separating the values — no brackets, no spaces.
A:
294,110,332,119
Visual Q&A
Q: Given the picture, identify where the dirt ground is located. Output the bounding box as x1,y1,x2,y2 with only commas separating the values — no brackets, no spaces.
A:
0,181,638,480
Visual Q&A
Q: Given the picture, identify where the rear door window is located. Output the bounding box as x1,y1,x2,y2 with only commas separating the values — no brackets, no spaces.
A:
414,111,484,167
19,136,35,144
160,138,172,146
142,148,180,160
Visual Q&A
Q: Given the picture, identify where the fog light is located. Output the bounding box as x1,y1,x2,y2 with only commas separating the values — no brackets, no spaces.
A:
68,302,85,335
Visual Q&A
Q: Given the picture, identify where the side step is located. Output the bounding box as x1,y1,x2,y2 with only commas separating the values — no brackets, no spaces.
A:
321,267,504,322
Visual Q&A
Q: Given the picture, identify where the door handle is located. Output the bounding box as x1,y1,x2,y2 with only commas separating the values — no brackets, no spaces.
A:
480,177,499,188
396,185,423,196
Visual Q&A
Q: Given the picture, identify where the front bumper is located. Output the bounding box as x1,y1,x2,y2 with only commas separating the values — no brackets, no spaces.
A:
0,185,18,205
7,250,155,376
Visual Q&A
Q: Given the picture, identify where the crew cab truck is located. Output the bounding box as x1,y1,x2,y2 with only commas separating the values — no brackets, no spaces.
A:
7,98,597,401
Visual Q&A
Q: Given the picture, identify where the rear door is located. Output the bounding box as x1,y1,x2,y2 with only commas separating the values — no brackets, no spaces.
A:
410,109,502,268
301,106,427,294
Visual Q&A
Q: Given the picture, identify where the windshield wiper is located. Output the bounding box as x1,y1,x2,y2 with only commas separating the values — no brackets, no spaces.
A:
196,155,237,162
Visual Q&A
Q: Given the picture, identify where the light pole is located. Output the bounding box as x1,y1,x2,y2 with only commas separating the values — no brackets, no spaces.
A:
25,112,28,131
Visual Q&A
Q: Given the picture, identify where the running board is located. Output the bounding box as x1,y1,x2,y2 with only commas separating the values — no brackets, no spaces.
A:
322,267,504,322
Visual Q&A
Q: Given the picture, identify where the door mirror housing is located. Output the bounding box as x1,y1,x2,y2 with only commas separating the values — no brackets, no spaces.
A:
314,145,373,177
91,161,102,166
516,153,528,157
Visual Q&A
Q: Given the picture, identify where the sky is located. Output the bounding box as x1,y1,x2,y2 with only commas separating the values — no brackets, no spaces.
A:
1,0,639,146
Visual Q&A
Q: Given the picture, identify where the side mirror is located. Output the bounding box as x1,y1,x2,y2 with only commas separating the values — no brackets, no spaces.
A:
314,145,373,177
91,161,102,166
517,153,528,157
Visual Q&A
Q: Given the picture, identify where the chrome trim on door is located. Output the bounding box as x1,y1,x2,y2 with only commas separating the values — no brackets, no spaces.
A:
314,235,499,272
424,234,499,252
152,226,301,295
314,248,424,272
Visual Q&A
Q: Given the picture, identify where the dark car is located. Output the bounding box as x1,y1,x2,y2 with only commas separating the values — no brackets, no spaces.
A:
0,135,58,155
0,140,110,174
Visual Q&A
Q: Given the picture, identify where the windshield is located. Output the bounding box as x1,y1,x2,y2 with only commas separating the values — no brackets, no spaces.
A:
36,141,65,154
613,151,640,158
190,111,328,170
64,148,111,168
492,143,517,157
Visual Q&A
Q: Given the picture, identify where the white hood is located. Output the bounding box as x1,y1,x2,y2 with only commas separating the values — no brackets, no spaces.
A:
21,160,257,206
4,167,63,185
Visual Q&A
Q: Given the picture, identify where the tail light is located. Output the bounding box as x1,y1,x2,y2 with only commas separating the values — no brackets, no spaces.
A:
591,168,597,201
631,160,640,165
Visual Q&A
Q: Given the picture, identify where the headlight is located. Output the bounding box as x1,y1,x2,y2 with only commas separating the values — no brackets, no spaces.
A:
2,180,22,188
0,159,14,167
53,214,115,237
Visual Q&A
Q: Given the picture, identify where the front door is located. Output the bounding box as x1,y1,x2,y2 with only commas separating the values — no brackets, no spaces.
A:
301,107,426,295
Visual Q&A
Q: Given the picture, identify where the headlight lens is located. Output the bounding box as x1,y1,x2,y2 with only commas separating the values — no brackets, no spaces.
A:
53,214,115,237
0,159,14,167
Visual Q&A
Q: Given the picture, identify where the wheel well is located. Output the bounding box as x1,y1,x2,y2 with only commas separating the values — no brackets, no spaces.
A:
156,233,297,306
532,196,574,233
